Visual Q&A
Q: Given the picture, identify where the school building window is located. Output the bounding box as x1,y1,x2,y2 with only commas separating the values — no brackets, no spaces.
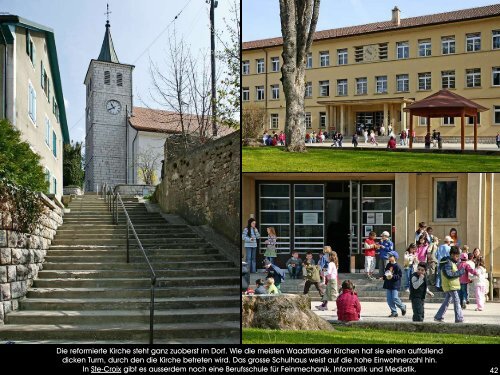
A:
466,32,481,52
467,113,480,125
271,57,280,72
52,131,57,157
26,29,35,65
418,39,431,57
242,87,249,101
442,116,455,126
441,36,455,54
271,84,280,100
493,67,500,86
305,112,312,128
319,112,327,128
256,59,265,74
441,70,455,89
337,49,348,65
305,82,312,98
337,79,347,96
356,77,367,95
466,68,481,88
396,74,409,92
306,53,312,69
375,76,387,93
270,114,279,129
396,41,409,59
294,184,325,252
242,60,250,75
256,86,264,101
418,72,431,91
319,51,330,67
319,80,330,97
495,106,500,125
28,81,37,124
493,30,500,49
434,179,457,220
259,184,291,253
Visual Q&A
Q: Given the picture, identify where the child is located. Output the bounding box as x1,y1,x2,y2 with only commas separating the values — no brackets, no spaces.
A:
403,243,418,293
316,252,339,311
265,277,279,294
285,251,303,279
242,218,261,273
336,280,361,322
466,252,476,305
352,133,358,148
426,228,439,286
364,231,380,280
303,260,324,298
263,227,277,264
409,262,434,321
457,252,477,309
434,246,466,323
319,246,332,284
254,278,267,295
377,231,394,278
472,257,488,311
264,259,285,292
416,234,429,263
305,251,316,265
383,251,406,317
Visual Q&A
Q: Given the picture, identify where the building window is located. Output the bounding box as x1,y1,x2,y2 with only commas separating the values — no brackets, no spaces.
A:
242,87,249,101
270,114,279,129
495,106,500,125
28,81,37,124
396,74,409,92
256,59,265,74
466,68,481,88
319,80,329,97
117,73,123,86
418,39,431,57
337,79,347,96
442,116,455,126
259,184,291,253
41,61,50,99
434,179,457,220
305,82,312,98
305,112,312,128
375,76,387,93
45,168,51,194
356,77,367,95
256,86,264,101
306,53,312,69
441,36,455,54
467,113,480,125
294,184,324,252
53,177,57,195
337,49,348,65
271,57,280,72
54,100,60,123
45,116,51,146
52,131,57,157
493,30,500,50
319,112,327,128
26,29,35,65
441,70,455,89
418,72,431,91
466,32,481,52
271,84,280,100
418,116,427,126
319,51,329,67
242,60,250,75
396,41,409,59
492,67,500,86
104,70,110,85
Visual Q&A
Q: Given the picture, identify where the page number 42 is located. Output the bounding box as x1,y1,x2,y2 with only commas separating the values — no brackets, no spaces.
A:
491,368,499,374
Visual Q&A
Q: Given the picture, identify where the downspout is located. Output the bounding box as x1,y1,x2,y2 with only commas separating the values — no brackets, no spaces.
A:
490,173,495,300
264,48,268,125
125,105,128,183
132,127,139,185
0,26,8,119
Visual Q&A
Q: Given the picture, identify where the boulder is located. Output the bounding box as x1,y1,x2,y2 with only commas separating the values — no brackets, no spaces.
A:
242,293,333,331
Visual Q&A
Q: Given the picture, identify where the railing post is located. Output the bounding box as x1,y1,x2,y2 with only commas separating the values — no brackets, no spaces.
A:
126,221,130,263
150,282,155,345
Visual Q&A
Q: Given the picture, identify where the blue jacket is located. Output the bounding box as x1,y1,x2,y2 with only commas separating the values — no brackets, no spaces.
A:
378,239,394,260
436,244,451,263
266,264,285,285
242,227,260,248
383,262,402,290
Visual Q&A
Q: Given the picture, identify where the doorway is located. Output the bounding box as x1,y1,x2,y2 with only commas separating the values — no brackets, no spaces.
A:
325,182,351,272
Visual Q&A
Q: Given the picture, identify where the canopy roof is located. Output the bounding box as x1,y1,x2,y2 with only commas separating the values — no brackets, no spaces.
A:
404,89,488,117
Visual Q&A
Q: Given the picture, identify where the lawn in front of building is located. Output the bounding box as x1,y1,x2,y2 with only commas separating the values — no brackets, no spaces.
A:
242,147,500,172
243,327,500,344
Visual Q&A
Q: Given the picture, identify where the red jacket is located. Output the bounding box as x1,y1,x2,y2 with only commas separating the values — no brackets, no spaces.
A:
336,290,361,322
364,238,376,257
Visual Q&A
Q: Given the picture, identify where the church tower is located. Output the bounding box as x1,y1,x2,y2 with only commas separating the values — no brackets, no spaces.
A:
84,12,134,192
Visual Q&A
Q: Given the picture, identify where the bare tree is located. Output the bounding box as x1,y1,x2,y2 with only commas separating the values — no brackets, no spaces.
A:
279,0,320,152
242,104,266,140
187,51,212,140
135,149,163,186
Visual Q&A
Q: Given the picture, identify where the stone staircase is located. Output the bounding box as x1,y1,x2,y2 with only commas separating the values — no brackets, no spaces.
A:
0,194,240,343
251,272,477,304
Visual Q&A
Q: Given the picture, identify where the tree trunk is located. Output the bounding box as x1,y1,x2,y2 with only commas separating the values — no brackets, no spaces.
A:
279,0,320,152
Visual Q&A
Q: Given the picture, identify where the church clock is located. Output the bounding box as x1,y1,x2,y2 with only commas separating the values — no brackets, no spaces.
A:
106,99,122,115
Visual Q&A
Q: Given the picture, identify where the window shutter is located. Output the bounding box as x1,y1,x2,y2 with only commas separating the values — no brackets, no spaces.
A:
41,61,44,88
53,131,57,157
48,78,50,102
26,29,30,55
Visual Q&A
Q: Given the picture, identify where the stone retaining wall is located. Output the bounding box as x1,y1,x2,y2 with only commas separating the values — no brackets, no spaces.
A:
0,194,64,323
154,131,240,244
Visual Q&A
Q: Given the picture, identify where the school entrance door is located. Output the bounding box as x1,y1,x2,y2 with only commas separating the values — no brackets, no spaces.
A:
356,111,383,134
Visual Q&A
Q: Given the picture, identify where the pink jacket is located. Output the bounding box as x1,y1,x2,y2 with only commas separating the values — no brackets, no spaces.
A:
336,290,361,322
458,261,477,284
416,244,428,263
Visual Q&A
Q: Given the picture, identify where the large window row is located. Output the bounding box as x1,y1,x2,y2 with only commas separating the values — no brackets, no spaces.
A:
242,68,500,102
243,30,500,74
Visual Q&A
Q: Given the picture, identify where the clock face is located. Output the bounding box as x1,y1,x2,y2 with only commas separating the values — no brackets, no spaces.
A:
363,45,377,61
106,100,121,115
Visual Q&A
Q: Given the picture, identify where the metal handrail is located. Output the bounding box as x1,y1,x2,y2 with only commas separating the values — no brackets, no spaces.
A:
105,186,157,344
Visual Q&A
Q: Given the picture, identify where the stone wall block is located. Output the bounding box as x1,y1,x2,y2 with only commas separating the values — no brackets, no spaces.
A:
2,300,11,315
0,301,4,322
0,266,7,283
0,248,11,265
10,281,27,299
16,265,29,280
7,265,16,282
1,283,11,300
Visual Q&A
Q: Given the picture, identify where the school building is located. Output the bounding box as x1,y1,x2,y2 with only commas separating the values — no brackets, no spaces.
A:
242,4,500,141
242,173,500,279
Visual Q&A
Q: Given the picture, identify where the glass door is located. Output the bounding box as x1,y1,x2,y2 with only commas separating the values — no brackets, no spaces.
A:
349,181,360,256
361,184,393,244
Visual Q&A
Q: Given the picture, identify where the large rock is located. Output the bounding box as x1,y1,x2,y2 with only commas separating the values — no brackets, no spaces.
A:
242,293,333,331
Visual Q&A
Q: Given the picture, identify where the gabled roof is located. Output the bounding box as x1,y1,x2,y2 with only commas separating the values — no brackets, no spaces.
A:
97,21,119,63
128,107,235,137
243,4,500,50
0,14,69,143
405,90,489,112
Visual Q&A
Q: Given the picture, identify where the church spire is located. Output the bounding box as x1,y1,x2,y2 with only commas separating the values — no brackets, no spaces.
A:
97,4,119,63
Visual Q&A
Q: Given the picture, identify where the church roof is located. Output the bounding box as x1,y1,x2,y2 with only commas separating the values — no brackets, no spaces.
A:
97,21,119,63
128,107,235,137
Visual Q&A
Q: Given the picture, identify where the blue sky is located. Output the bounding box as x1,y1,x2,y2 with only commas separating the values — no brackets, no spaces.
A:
243,0,498,41
0,0,233,144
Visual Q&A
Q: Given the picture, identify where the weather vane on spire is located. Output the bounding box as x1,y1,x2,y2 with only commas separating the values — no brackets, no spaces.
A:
105,3,112,24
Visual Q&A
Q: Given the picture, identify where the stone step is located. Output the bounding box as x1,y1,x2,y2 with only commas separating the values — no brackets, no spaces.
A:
44,254,228,262
26,285,240,299
5,307,240,325
38,267,238,278
0,321,240,341
51,238,207,245
20,295,241,310
42,261,236,270
54,232,196,240
37,269,239,280
33,275,239,287
45,249,219,258
58,224,189,230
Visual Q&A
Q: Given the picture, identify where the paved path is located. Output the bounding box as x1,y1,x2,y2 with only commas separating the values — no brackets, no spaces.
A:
306,140,500,151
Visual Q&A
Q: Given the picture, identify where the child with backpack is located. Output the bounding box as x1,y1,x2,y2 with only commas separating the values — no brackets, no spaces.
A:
303,260,324,298
409,262,434,321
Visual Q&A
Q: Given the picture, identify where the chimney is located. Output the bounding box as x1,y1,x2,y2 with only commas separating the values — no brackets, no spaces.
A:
392,6,400,26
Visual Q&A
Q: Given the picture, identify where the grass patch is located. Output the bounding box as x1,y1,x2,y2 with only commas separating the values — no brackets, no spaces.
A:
242,147,500,172
243,327,500,344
